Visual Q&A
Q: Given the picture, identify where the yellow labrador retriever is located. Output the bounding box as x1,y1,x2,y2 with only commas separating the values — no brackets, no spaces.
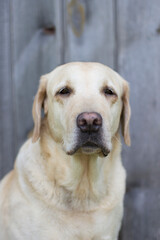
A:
0,62,131,240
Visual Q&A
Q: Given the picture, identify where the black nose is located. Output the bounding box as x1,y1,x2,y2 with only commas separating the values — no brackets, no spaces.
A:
77,112,102,133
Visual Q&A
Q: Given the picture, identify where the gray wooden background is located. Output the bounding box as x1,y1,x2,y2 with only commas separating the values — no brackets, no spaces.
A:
0,0,160,239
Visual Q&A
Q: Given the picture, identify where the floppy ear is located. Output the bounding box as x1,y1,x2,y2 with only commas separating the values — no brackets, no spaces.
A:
121,82,131,146
32,76,48,143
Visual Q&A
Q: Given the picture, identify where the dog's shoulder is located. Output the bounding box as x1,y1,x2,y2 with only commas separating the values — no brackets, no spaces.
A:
0,171,15,202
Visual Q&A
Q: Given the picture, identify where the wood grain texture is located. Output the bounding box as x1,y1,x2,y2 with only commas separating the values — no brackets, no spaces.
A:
0,0,63,179
0,0,15,177
116,0,160,239
121,188,160,240
63,0,116,68
117,0,160,188
11,0,60,154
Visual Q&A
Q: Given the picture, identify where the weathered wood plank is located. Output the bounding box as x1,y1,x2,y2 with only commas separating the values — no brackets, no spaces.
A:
63,0,116,68
121,188,160,240
117,0,160,188
0,0,63,179
0,0,15,178
11,0,61,155
116,0,160,239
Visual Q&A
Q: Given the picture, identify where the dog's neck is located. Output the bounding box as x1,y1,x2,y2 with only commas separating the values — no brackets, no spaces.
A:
29,120,124,211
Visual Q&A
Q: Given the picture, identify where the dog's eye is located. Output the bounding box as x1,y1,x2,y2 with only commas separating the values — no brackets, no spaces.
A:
57,87,72,96
103,87,116,96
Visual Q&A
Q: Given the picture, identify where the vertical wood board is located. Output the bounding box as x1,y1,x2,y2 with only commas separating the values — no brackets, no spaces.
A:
116,0,160,239
63,0,116,68
0,0,15,177
11,0,60,154
0,0,64,179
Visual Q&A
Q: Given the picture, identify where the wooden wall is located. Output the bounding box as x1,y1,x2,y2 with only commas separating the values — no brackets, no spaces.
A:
0,0,160,239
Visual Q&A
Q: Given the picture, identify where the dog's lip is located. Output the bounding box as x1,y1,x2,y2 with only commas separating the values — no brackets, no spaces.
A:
81,141,110,156
82,142,99,148
67,141,110,157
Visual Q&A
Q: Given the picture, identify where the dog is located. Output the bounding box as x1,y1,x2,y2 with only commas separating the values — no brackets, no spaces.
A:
0,62,131,240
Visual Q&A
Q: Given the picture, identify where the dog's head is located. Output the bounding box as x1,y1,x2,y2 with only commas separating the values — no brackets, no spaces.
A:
32,62,131,157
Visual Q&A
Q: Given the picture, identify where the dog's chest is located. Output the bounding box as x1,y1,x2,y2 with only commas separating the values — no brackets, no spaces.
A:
36,205,122,240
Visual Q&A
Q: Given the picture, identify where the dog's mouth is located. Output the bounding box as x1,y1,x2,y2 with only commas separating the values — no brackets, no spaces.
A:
82,142,99,148
67,140,110,157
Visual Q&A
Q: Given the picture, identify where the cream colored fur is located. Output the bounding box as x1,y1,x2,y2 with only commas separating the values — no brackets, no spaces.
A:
0,62,131,240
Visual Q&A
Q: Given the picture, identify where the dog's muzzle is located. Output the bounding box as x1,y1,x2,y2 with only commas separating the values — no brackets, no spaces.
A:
67,112,110,156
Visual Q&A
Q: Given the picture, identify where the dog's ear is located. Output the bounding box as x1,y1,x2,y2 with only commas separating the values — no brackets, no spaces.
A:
121,82,131,146
32,76,48,143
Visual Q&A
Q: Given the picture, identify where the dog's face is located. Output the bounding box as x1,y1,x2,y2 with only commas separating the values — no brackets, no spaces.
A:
32,62,131,157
